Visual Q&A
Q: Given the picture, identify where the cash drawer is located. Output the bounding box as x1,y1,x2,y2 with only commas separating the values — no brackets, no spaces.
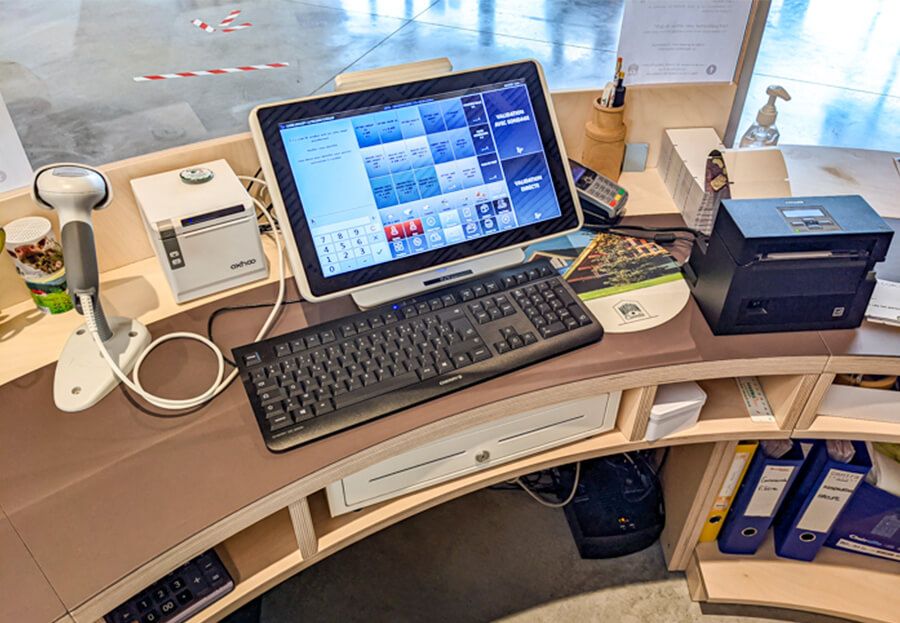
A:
325,392,620,516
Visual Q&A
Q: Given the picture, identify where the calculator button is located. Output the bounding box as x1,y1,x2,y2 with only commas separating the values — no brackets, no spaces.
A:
176,589,193,605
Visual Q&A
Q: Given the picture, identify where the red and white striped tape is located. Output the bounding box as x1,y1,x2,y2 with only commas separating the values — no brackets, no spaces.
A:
222,22,253,33
191,18,216,33
133,62,289,82
218,9,242,27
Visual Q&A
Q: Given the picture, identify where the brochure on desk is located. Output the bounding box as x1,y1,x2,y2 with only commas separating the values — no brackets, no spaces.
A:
524,231,690,333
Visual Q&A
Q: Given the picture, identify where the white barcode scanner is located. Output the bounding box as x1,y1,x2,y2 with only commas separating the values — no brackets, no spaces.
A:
33,163,151,412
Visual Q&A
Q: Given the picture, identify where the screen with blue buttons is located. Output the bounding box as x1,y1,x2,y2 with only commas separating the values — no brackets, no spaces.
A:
279,80,561,277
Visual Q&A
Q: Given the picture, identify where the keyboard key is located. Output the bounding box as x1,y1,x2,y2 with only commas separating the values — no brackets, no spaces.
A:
159,600,177,615
275,343,291,357
152,587,167,602
509,335,524,349
176,589,193,605
143,610,160,623
460,288,474,301
471,347,491,362
453,353,471,368
484,280,499,293
269,414,292,431
312,400,335,415
401,305,417,318
417,365,437,380
340,323,357,337
258,388,286,405
320,329,336,343
495,341,511,354
540,322,567,338
523,332,538,345
136,597,152,612
473,284,486,297
441,294,456,306
242,352,262,366
334,372,418,409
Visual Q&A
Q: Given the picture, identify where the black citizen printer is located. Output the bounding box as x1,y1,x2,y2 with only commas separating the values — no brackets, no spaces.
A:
684,195,893,335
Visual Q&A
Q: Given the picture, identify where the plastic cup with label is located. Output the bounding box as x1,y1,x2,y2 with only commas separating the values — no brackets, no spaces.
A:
3,216,74,314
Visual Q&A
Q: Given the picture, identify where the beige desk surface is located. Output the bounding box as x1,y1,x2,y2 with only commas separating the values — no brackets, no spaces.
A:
0,510,66,623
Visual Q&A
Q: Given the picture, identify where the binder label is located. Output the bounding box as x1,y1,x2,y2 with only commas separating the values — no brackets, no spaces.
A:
796,469,864,533
745,465,795,517
713,452,751,511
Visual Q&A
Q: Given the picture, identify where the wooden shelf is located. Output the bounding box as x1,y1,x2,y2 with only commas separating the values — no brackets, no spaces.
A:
662,378,786,443
690,534,900,623
802,414,900,443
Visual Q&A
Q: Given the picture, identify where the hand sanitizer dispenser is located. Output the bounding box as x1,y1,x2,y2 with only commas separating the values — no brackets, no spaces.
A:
739,85,791,148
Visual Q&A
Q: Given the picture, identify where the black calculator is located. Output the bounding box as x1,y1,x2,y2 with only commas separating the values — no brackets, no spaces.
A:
104,549,234,623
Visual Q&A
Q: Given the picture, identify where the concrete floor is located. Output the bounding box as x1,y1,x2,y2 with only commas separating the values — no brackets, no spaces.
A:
0,0,897,172
239,489,850,623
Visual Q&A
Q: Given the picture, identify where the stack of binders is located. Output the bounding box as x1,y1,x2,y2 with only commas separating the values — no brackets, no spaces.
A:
709,439,877,561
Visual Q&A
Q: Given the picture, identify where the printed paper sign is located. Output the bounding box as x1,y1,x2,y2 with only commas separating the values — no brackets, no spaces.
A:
617,0,752,85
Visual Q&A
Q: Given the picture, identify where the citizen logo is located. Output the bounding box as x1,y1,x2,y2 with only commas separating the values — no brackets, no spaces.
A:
230,258,257,270
438,374,463,386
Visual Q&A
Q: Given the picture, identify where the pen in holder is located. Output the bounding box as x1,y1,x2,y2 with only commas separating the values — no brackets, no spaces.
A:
582,98,626,182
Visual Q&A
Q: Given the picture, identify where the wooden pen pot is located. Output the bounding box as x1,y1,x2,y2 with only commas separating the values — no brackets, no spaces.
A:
582,99,626,181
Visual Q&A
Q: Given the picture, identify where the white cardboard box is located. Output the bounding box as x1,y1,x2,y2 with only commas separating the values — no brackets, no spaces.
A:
646,381,708,441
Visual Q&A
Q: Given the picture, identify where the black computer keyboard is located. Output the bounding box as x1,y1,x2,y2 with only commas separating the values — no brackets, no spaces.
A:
234,259,603,452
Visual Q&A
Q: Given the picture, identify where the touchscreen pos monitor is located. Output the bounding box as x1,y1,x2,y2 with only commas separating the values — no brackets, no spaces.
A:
250,60,582,306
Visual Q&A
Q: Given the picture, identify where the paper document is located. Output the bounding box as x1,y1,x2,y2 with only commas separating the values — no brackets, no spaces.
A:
0,91,32,192
866,280,900,327
617,0,752,85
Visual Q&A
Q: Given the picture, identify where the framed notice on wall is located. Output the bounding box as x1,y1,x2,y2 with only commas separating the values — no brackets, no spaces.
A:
617,0,752,85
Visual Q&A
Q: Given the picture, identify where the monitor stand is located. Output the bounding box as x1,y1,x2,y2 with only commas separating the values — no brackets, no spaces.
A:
350,247,525,309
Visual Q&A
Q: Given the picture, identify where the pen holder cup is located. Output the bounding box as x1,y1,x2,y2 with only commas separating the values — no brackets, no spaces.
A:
582,100,626,182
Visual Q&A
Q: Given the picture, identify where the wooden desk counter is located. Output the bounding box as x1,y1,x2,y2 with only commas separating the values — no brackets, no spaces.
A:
0,133,897,621
0,265,833,615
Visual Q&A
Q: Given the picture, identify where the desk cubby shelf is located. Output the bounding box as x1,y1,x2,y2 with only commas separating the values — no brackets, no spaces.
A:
688,536,899,623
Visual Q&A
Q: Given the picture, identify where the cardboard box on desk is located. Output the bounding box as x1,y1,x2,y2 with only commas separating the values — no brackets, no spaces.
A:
660,127,791,235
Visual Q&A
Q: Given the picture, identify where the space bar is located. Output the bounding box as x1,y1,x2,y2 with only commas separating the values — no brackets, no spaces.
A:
333,372,420,410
